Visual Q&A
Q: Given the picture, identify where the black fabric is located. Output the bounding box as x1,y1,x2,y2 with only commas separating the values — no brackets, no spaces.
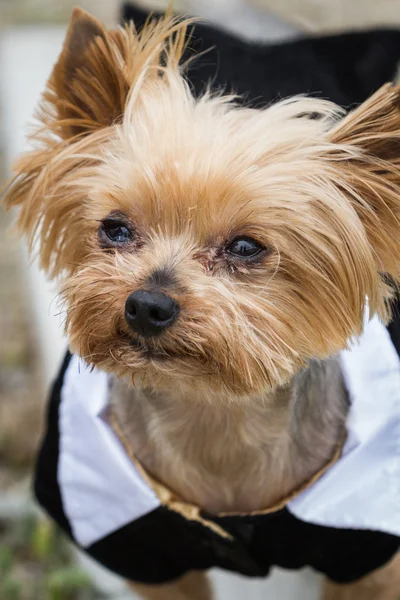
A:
34,351,400,585
122,3,400,108
34,351,73,539
88,505,400,585
388,296,400,356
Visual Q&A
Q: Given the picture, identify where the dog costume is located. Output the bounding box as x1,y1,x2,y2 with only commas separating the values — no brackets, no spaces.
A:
35,312,400,584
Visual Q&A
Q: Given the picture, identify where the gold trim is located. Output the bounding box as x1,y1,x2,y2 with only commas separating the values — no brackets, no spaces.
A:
110,410,232,540
110,408,345,539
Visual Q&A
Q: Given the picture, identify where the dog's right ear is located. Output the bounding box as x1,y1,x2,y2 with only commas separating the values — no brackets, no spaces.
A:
47,8,130,138
2,9,191,276
46,8,192,140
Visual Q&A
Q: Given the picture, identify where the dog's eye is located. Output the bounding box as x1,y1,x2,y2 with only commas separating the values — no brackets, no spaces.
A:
227,237,264,258
100,219,133,245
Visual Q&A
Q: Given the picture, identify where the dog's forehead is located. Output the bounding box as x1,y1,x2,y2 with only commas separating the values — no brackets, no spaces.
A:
91,110,328,242
94,161,256,242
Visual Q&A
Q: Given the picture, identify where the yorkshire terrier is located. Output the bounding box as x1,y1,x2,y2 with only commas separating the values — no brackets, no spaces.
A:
4,8,400,600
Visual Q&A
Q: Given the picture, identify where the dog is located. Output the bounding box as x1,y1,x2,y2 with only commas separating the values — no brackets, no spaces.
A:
3,8,400,600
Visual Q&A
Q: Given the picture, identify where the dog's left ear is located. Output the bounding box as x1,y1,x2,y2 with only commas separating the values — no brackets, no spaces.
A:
328,83,400,280
47,8,130,138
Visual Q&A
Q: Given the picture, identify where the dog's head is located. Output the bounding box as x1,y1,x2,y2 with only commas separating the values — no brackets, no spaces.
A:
4,9,400,400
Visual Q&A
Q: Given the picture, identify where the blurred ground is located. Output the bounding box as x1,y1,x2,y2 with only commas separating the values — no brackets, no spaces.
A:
0,155,42,484
3,0,400,30
0,210,42,474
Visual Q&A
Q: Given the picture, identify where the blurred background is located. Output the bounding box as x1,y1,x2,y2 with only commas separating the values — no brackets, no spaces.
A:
1,1,400,599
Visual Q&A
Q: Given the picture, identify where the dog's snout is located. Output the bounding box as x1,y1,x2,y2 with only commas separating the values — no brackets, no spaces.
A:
125,290,179,337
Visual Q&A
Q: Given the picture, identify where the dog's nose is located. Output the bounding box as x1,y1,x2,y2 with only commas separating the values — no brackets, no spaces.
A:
125,290,180,337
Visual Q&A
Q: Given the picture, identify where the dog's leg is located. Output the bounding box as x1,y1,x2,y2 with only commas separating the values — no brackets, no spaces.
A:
129,570,213,600
322,553,400,600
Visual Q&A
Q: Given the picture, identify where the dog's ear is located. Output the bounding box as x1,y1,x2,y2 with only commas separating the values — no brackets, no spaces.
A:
47,8,130,138
2,10,191,276
328,84,400,281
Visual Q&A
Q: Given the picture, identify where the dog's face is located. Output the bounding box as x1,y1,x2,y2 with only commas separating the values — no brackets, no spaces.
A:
4,9,400,400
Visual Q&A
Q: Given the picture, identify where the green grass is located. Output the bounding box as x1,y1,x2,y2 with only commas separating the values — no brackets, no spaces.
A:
0,514,99,600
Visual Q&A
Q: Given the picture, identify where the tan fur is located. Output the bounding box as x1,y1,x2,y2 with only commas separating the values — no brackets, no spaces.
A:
129,571,213,600
4,12,400,397
4,13,400,397
4,9,400,599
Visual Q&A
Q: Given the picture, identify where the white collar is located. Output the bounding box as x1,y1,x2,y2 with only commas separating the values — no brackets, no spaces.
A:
58,356,160,547
288,314,400,535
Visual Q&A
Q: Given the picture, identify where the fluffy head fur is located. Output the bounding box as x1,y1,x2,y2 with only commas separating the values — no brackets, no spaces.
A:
4,9,400,400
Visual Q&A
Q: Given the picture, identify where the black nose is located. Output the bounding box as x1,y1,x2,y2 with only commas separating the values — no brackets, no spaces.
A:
125,290,180,337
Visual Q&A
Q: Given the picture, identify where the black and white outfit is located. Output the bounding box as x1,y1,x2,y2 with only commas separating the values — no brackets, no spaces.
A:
35,313,400,585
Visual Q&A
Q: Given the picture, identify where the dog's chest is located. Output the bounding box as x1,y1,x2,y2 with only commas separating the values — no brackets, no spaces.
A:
109,368,346,514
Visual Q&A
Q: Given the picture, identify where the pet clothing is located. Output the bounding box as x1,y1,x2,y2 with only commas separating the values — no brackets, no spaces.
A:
35,313,400,584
